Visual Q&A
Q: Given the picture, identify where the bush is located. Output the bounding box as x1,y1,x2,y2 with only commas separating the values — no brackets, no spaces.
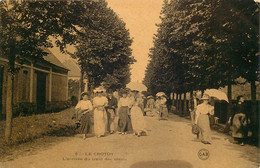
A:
45,101,72,113
13,102,37,117
10,101,72,118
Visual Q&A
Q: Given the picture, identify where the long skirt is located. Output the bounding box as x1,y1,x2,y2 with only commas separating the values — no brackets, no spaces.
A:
94,108,107,136
231,113,247,138
118,106,132,132
159,105,168,120
79,112,93,135
197,114,211,143
107,109,116,132
131,106,146,133
190,110,195,124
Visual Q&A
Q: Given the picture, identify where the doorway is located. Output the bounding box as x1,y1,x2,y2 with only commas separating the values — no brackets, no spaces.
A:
0,66,3,118
36,71,47,113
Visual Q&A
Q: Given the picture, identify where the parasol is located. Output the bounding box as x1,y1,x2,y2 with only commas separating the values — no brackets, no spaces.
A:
126,82,147,92
204,89,229,103
156,92,166,97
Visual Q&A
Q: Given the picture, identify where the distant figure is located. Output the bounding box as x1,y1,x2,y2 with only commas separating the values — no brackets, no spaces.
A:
155,96,161,117
159,95,168,120
188,92,198,124
71,96,78,106
74,92,93,139
229,95,251,146
146,96,155,116
146,96,155,109
139,95,146,116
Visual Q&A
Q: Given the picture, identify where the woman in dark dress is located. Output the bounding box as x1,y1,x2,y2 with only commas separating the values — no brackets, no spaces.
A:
228,95,250,146
117,90,132,135
74,92,93,139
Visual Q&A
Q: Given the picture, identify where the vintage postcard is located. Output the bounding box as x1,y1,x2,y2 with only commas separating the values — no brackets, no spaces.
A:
0,0,259,168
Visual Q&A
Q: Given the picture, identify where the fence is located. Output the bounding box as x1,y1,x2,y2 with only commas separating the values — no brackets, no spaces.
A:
171,99,259,125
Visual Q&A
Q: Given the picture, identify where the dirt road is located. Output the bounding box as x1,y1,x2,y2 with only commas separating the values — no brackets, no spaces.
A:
1,113,259,168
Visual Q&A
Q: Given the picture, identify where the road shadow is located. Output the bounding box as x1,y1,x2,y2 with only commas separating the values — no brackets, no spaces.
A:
164,113,191,124
0,125,80,162
223,141,260,165
130,160,193,168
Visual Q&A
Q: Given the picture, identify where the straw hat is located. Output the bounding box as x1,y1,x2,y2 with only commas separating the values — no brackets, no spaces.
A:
120,89,128,95
201,94,210,100
93,88,104,93
147,95,154,99
81,92,89,97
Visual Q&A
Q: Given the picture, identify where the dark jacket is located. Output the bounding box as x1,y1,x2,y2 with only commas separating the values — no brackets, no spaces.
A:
107,96,118,110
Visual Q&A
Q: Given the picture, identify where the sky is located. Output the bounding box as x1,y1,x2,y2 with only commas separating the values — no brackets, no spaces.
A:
106,0,163,83
51,0,163,83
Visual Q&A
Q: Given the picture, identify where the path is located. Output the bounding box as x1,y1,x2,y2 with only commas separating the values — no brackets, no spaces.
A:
1,113,259,168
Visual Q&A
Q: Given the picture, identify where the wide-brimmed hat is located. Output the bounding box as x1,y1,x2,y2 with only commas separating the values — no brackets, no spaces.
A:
147,95,154,99
201,94,210,100
106,89,113,94
81,92,89,97
94,88,104,93
120,89,128,95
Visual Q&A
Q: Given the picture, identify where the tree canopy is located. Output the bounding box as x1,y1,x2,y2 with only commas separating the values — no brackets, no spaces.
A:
72,0,135,91
144,0,259,96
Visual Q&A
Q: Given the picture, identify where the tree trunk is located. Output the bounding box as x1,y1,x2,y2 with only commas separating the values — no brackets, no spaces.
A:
227,82,232,120
178,93,182,116
251,81,256,101
5,38,16,143
189,91,194,123
176,93,179,114
224,79,232,133
5,73,14,143
80,70,84,93
172,92,175,106
250,81,257,137
227,82,232,101
183,93,187,116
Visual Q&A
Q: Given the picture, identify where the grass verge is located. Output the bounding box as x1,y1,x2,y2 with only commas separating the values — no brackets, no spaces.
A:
0,107,77,161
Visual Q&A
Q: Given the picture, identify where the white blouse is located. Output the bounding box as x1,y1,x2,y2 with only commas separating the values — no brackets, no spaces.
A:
93,96,108,107
118,97,132,108
196,103,214,115
75,100,93,111
195,103,214,124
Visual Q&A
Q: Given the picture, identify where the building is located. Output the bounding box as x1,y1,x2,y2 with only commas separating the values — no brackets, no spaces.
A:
62,59,81,101
0,49,69,117
63,59,89,101
63,59,81,81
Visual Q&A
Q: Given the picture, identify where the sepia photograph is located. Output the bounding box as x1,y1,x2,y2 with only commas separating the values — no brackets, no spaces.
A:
0,0,259,168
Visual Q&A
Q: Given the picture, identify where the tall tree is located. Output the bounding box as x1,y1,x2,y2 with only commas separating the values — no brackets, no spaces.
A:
72,0,134,91
0,0,95,142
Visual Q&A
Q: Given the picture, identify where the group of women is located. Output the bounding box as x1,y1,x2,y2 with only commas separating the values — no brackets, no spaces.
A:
145,94,169,120
191,93,252,145
75,88,251,145
74,88,148,139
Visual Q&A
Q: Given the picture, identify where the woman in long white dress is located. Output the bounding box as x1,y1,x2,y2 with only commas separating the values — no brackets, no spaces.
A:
130,91,146,137
93,89,108,138
195,94,214,144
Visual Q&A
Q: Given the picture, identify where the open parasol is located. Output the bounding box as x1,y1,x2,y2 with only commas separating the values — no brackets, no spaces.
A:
204,89,229,103
156,92,166,97
126,82,147,92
